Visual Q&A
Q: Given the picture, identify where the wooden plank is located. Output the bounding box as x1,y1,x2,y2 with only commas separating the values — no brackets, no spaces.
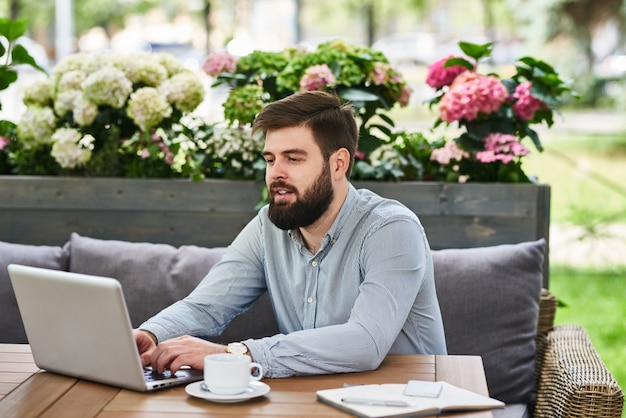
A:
422,215,542,248
0,344,32,353
436,355,493,418
40,380,119,418
0,210,253,247
0,372,77,418
357,181,545,216
0,177,263,212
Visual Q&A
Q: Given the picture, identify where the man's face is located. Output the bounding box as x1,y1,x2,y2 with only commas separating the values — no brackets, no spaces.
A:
262,126,334,230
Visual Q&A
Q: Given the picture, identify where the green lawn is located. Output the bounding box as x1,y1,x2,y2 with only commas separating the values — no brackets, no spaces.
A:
522,131,626,224
550,265,626,396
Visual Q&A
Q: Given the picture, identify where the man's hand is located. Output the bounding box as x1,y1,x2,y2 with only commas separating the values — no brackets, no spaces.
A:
149,335,228,374
133,329,158,367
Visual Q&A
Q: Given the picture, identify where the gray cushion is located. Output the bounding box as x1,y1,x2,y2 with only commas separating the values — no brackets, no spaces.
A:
0,240,70,343
69,233,226,327
68,233,279,342
433,239,545,405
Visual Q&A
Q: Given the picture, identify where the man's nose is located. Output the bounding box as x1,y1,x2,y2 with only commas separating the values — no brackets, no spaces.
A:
268,160,286,179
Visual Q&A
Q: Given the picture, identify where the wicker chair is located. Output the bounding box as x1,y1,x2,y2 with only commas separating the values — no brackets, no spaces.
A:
533,289,624,417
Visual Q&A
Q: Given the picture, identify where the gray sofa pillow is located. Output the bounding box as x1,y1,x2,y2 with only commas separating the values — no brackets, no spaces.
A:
0,240,70,343
433,239,545,406
69,233,227,328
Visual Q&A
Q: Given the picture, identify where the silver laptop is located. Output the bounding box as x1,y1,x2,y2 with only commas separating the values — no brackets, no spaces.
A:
8,264,203,391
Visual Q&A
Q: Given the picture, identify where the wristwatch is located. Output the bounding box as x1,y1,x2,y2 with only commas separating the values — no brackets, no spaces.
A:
226,342,249,355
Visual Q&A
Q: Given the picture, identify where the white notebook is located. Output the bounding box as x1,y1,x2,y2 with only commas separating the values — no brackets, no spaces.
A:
316,380,504,418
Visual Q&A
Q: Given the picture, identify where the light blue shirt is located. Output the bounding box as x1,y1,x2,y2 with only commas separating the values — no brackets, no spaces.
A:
140,185,447,377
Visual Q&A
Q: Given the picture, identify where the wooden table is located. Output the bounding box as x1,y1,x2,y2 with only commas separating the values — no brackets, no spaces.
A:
0,344,494,417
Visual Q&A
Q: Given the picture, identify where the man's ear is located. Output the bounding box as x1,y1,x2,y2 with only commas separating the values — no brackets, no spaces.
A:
331,148,350,180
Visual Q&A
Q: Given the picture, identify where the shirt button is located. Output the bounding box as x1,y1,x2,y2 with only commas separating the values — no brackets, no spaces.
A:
311,260,318,267
307,297,314,303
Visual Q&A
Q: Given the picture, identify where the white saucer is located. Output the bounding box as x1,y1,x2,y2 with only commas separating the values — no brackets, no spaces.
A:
185,381,270,403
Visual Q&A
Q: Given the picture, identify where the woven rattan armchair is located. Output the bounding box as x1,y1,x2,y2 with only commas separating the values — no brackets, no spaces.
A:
533,289,624,417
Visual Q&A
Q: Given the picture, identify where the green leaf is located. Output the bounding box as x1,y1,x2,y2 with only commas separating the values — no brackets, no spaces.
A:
458,41,493,61
11,44,47,74
0,17,28,42
444,57,474,71
522,126,543,152
0,119,16,136
0,70,18,90
377,112,395,127
368,123,393,138
518,56,556,75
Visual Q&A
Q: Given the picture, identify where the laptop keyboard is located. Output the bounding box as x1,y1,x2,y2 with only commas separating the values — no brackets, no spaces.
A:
144,368,178,382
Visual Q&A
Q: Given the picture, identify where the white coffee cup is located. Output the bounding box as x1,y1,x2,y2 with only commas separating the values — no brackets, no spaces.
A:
203,353,263,395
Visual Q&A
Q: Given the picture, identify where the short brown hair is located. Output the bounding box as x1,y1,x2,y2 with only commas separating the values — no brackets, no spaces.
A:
252,91,358,178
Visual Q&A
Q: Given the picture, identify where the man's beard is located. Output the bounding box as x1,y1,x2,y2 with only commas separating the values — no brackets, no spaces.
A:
268,162,334,231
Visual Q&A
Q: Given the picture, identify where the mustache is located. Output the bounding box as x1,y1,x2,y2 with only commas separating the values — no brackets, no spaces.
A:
269,181,296,194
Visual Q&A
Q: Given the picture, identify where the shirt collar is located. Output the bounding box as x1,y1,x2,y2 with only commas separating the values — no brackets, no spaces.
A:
288,184,358,253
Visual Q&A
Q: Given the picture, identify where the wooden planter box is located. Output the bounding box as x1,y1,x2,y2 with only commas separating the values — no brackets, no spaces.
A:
0,176,550,283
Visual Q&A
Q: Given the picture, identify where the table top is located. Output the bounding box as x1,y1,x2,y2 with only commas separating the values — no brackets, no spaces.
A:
0,344,494,417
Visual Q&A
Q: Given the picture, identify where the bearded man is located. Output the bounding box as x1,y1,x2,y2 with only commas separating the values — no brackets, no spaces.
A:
135,91,447,377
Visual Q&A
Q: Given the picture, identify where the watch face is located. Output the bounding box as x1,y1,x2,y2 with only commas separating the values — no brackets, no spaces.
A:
227,343,248,354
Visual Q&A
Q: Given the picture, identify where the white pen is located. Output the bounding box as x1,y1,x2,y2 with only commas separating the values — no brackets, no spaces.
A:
341,397,414,407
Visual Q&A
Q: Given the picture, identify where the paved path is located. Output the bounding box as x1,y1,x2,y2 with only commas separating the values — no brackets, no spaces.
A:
550,223,626,268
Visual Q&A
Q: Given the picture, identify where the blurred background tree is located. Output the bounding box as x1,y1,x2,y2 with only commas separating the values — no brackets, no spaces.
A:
0,0,624,106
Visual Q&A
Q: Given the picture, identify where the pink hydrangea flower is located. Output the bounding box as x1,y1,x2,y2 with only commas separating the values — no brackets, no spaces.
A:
430,140,469,165
369,62,392,85
475,133,529,164
426,55,468,88
512,82,546,121
0,136,9,150
202,52,237,77
299,64,336,91
438,72,509,123
396,84,413,107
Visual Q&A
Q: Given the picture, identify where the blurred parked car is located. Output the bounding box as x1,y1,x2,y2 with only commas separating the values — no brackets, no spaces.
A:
148,42,205,71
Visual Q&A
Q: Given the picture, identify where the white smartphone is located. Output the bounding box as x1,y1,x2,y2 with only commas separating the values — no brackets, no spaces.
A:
403,380,443,398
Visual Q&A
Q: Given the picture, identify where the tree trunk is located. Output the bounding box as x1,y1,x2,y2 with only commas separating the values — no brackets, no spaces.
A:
10,0,19,20
364,0,375,46
203,0,212,53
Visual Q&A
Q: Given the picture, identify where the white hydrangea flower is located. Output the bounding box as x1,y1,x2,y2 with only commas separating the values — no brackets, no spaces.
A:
153,52,185,76
56,70,87,92
123,58,168,87
22,79,54,106
54,89,81,117
51,53,90,84
369,144,402,167
208,123,264,164
73,94,98,127
50,128,94,168
81,66,133,108
159,71,205,113
16,106,57,148
126,87,172,132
